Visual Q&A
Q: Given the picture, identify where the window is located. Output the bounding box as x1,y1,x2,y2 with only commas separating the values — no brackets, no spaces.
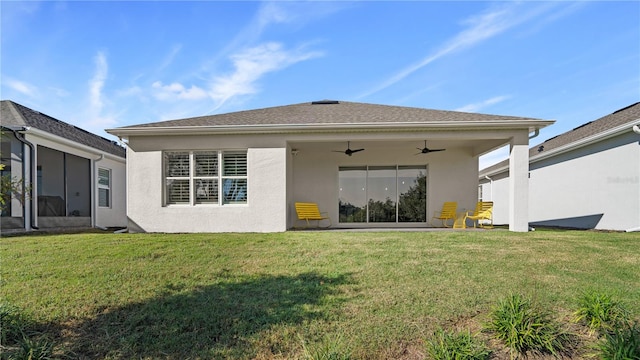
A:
98,168,111,207
164,151,247,206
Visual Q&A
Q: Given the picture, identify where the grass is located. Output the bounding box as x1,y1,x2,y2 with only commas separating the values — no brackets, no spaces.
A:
1,229,639,359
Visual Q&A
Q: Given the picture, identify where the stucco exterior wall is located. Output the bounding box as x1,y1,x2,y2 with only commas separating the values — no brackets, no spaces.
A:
95,157,127,228
125,135,287,232
481,131,640,230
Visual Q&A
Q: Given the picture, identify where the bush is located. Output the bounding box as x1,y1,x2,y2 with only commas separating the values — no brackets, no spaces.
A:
425,329,491,360
595,321,640,360
573,291,629,335
486,294,570,357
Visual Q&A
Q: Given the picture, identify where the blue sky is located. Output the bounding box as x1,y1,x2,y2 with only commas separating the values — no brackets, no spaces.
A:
2,1,639,169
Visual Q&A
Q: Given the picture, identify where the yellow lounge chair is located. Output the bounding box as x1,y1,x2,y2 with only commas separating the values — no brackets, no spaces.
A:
464,201,493,228
431,201,457,227
295,202,331,228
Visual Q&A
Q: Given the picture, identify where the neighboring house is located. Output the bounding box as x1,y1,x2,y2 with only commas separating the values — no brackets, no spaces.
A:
107,100,553,233
479,102,640,231
1,100,127,231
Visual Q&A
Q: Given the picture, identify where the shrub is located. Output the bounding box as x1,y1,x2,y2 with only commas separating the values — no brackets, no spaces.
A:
486,294,570,357
595,321,640,360
573,291,629,335
425,329,491,360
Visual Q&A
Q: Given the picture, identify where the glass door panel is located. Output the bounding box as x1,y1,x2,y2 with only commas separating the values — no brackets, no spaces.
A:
338,167,367,222
398,166,427,222
367,166,397,222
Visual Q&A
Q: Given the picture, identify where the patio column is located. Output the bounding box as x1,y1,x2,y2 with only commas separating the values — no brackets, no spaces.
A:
509,132,529,232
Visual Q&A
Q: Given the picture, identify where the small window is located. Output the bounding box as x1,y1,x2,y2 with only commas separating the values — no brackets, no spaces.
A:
98,168,111,207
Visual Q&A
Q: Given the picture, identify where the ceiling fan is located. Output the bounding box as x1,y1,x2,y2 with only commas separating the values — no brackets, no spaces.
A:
333,141,365,156
416,140,446,155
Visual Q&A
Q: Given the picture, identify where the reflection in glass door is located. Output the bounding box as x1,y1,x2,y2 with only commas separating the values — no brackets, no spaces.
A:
367,166,396,222
398,166,427,222
338,166,427,223
338,167,367,223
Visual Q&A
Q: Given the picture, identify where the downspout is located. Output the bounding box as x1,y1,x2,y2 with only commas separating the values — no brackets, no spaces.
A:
529,128,540,139
10,128,39,230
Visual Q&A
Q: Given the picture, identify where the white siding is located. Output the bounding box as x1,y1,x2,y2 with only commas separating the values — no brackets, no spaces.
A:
482,131,640,231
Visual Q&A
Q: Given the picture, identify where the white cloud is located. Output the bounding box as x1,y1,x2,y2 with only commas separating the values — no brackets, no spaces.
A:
358,2,559,99
6,78,38,97
152,81,208,101
89,51,108,112
208,42,323,109
455,95,511,113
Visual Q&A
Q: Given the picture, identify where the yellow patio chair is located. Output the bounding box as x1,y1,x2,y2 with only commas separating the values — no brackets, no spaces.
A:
464,201,493,228
431,201,457,227
294,202,331,228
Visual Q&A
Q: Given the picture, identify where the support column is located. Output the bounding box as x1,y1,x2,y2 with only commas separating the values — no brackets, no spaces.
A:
509,132,529,232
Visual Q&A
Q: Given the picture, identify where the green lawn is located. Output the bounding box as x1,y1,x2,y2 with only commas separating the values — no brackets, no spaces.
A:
1,229,639,359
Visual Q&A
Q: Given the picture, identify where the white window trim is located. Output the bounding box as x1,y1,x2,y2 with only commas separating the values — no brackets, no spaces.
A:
164,150,248,207
97,167,111,208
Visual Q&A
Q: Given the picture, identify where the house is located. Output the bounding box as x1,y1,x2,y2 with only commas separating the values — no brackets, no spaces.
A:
479,102,640,231
1,100,127,232
106,100,553,233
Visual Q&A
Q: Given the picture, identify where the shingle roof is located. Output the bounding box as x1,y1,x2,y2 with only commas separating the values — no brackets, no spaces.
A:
480,102,640,175
1,100,126,158
115,100,547,129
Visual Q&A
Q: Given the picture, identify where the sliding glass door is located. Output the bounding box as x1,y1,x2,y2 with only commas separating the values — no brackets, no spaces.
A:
338,165,427,223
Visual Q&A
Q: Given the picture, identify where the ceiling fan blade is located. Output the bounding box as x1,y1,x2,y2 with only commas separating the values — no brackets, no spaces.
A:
428,148,446,152
351,148,365,153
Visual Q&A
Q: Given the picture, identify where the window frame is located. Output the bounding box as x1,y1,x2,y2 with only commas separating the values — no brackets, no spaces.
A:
97,167,111,208
163,150,248,207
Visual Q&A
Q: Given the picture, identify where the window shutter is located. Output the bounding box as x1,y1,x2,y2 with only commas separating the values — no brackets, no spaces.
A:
98,168,110,186
223,152,247,176
98,188,110,207
165,152,190,177
194,151,218,176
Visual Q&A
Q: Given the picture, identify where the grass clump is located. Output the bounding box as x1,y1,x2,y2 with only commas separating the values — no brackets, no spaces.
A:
573,291,629,335
486,294,570,358
0,302,53,360
425,329,491,360
595,321,640,360
301,334,352,360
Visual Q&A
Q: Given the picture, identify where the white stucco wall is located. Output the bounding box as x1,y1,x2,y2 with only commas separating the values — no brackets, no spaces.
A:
95,157,127,228
481,131,640,230
125,135,287,233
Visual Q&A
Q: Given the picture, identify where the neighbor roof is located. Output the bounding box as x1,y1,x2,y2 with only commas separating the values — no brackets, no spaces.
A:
480,102,640,176
1,100,126,158
108,100,553,136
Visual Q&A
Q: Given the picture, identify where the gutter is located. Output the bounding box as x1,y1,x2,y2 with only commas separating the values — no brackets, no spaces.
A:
481,120,640,178
107,120,555,137
23,127,125,162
